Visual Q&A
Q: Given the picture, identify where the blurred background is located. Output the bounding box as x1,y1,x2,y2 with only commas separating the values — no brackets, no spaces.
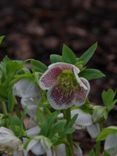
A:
0,0,117,104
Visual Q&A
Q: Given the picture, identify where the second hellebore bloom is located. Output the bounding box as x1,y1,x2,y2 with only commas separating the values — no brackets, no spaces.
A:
39,63,90,110
13,78,40,118
0,127,22,154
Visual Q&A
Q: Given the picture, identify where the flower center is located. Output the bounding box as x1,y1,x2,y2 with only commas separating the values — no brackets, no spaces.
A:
57,70,77,94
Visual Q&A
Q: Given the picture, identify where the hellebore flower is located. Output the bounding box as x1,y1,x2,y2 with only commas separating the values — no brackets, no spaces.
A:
26,139,45,155
71,109,100,139
26,135,52,156
23,126,47,156
13,79,40,118
39,63,90,110
24,126,83,156
0,127,22,154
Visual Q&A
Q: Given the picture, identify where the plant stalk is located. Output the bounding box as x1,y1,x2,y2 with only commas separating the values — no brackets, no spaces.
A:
1,101,8,115
95,141,101,156
95,121,103,156
64,108,74,156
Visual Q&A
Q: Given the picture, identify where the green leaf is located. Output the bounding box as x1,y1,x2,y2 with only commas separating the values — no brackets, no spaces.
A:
80,102,93,114
6,61,24,79
104,151,110,156
62,44,76,64
50,54,62,63
79,68,105,80
0,85,7,99
36,108,47,128
97,126,117,141
0,58,33,112
31,59,47,73
0,36,5,44
65,127,75,134
102,89,117,112
0,114,5,126
49,120,66,138
63,115,77,135
8,89,16,112
38,111,59,136
67,114,78,128
79,42,97,65
88,149,96,156
92,106,108,122
6,115,26,137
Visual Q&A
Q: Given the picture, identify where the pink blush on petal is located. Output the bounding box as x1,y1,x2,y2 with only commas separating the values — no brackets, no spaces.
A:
39,67,62,90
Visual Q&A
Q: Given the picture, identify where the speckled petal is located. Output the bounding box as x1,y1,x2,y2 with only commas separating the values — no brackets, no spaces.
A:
47,84,74,110
39,66,62,90
39,63,80,90
72,78,90,106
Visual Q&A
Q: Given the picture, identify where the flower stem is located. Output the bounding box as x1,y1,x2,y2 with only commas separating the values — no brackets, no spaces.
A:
1,101,8,115
95,121,103,156
95,141,101,156
64,108,74,156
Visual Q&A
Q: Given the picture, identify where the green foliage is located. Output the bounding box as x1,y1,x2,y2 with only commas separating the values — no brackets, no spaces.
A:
88,149,96,156
79,68,105,80
0,35,5,44
62,44,76,64
7,89,16,112
80,102,93,114
0,58,25,99
104,151,110,156
50,54,63,63
97,126,117,141
92,106,107,122
79,42,97,65
102,89,117,112
0,58,29,112
0,114,5,126
31,59,47,73
37,109,77,145
6,115,26,137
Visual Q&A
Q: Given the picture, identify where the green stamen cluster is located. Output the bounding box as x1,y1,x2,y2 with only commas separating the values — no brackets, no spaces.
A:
57,70,78,94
